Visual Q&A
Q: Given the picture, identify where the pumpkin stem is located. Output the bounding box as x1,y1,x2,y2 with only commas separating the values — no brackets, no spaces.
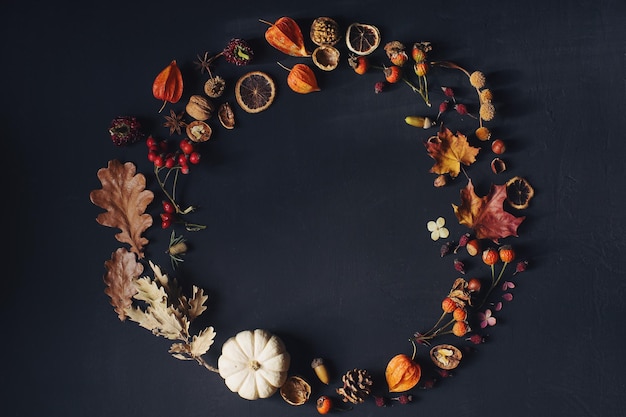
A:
250,360,261,370
195,356,220,373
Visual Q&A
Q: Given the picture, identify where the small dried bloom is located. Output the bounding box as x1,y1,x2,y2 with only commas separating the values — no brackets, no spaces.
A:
479,309,496,328
480,88,493,103
480,102,496,121
427,217,449,240
469,71,486,89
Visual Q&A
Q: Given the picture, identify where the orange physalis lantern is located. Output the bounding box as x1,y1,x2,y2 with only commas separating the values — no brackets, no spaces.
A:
385,353,422,392
152,60,183,113
261,16,310,57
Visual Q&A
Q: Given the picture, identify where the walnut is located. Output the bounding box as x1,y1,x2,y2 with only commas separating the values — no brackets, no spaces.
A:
310,17,341,46
185,95,214,121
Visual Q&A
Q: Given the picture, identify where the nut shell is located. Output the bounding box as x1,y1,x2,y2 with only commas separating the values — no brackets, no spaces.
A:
430,344,462,370
310,17,341,46
280,375,311,406
312,45,340,71
185,95,214,121
186,120,212,143
217,102,235,129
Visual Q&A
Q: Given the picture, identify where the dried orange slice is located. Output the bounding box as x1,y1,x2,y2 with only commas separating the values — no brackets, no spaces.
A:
346,23,380,55
235,71,276,113
505,176,534,209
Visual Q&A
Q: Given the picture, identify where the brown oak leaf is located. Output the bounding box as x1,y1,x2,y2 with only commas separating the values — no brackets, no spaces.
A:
103,247,143,321
425,126,480,178
90,160,154,258
452,179,525,243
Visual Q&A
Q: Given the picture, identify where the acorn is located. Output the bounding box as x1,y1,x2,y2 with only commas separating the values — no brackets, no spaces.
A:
311,358,330,384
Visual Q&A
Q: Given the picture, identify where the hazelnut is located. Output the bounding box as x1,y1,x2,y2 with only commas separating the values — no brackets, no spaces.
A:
185,95,214,121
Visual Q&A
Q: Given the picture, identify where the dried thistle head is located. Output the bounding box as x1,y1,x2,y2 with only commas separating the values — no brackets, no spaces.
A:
479,102,496,121
469,71,486,89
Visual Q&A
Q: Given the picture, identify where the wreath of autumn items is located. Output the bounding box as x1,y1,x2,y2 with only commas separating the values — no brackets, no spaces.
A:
91,16,534,412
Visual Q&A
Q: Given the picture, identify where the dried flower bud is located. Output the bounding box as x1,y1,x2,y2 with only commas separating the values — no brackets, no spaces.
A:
455,103,468,115
513,260,528,275
374,81,386,94
480,89,493,103
440,241,453,257
454,233,470,253
441,86,455,98
479,102,496,121
469,71,486,89
453,259,466,274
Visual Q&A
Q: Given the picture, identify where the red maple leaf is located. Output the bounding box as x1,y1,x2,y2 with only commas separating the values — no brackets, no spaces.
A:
452,179,525,243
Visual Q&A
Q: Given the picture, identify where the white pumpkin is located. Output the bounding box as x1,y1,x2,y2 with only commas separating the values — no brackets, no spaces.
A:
218,329,291,400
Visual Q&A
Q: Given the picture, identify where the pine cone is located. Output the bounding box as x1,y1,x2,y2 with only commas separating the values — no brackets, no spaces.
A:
336,368,373,404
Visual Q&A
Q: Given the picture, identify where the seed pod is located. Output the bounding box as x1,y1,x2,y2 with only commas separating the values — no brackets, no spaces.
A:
311,358,330,384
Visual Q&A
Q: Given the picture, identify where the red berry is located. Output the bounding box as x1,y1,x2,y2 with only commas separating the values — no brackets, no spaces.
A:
162,201,175,214
159,140,168,152
160,212,174,223
189,151,201,164
161,219,172,229
180,165,190,174
147,150,158,162
178,153,188,166
165,156,176,168
146,136,157,147
180,139,194,155
153,155,165,167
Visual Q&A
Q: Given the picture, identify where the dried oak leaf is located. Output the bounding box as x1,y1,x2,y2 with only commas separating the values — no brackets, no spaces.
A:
103,247,143,321
452,179,525,243
425,126,480,178
90,160,154,258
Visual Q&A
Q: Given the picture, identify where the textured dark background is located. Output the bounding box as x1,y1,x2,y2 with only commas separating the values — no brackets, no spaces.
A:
3,1,625,416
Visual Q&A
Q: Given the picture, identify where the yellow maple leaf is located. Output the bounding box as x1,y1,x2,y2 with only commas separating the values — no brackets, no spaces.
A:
425,127,480,178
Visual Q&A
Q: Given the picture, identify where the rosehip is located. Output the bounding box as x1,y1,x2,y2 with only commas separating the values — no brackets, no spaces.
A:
146,136,157,148
160,212,174,223
441,297,457,313
453,307,467,322
414,61,428,76
153,155,165,167
499,245,516,263
180,139,194,155
482,248,499,266
452,321,469,337
316,396,332,415
384,65,402,83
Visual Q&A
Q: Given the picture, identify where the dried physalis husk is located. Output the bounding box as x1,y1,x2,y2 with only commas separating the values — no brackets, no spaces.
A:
280,376,311,406
430,344,462,370
218,102,235,129
186,120,212,143
285,63,320,94
385,354,421,392
312,45,340,71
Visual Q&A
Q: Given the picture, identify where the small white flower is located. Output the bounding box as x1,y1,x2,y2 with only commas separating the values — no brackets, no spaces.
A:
427,216,449,241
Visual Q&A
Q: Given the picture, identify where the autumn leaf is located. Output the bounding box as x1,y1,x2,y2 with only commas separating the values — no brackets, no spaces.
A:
425,126,480,178
90,160,154,258
189,327,216,357
103,248,142,321
452,179,525,243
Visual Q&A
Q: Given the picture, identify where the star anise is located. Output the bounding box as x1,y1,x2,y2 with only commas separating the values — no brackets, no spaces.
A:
163,110,186,135
194,51,220,75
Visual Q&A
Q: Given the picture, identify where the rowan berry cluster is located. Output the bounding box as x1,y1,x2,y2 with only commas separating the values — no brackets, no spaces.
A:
146,136,201,174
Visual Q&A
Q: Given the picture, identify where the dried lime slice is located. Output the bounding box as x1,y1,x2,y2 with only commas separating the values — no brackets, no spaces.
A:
235,71,276,113
346,23,380,55
505,176,534,209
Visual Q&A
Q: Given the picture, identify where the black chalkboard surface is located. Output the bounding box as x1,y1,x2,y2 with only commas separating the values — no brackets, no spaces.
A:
3,1,625,416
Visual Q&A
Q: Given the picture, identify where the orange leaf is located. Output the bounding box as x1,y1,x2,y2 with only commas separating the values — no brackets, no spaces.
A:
103,248,143,321
90,160,154,258
452,179,525,243
262,16,310,57
152,60,183,112
425,126,479,178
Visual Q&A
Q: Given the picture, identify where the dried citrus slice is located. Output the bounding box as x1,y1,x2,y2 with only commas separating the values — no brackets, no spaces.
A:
235,71,276,113
505,176,534,209
346,23,380,55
